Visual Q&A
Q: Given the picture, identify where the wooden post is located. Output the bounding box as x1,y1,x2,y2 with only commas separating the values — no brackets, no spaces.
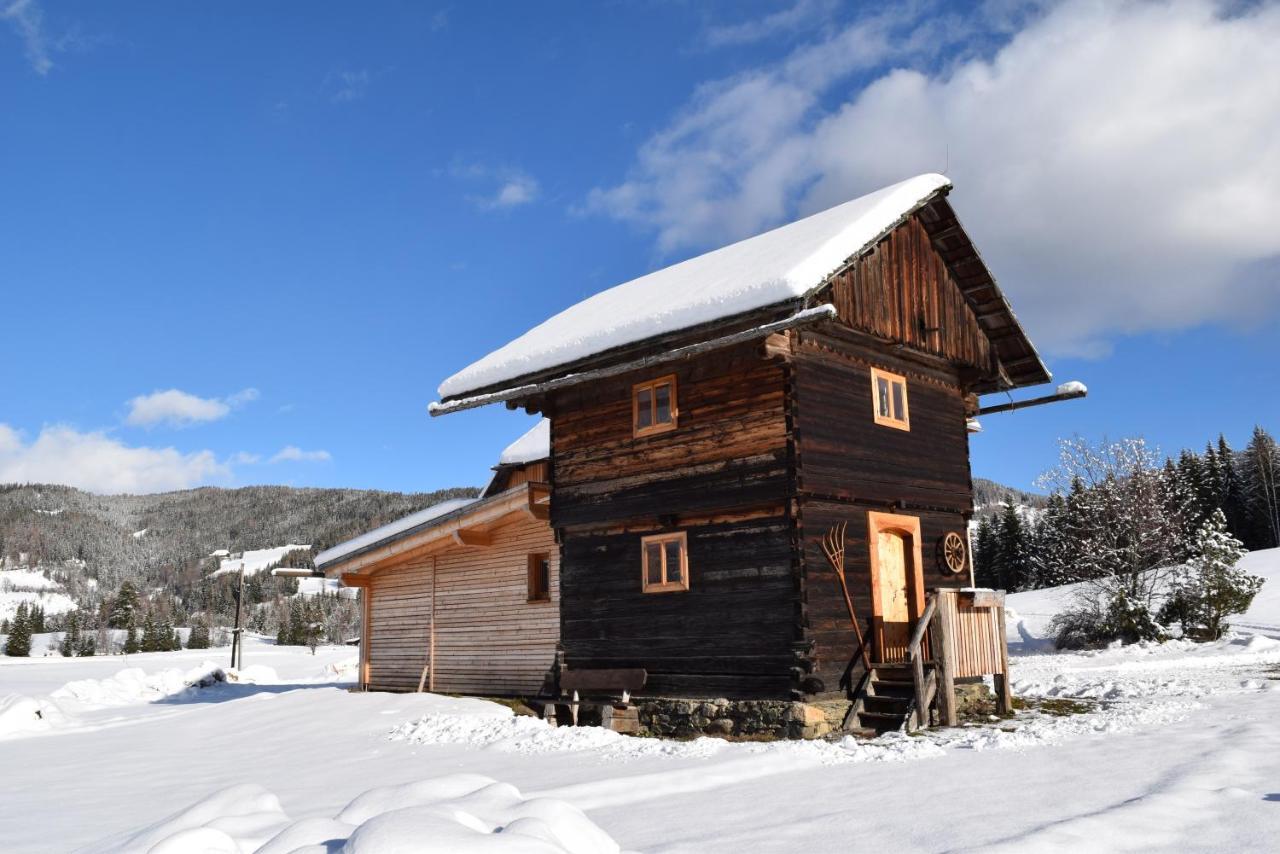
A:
428,556,437,693
912,654,927,730
230,564,245,670
932,593,957,727
359,585,371,690
994,604,1013,714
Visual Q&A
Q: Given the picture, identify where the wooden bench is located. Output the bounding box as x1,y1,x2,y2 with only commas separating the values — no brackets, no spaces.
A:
548,668,647,733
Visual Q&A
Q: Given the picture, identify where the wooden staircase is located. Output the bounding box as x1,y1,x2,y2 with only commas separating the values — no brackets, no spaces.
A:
847,663,915,734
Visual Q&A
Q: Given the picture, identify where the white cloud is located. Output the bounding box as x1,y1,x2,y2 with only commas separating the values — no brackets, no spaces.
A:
2,0,52,74
587,0,1280,357
486,175,539,209
326,69,371,103
704,0,838,48
125,388,258,428
452,162,540,210
269,446,331,464
0,424,227,494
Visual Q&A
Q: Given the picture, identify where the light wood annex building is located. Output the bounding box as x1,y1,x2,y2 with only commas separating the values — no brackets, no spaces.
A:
314,421,556,695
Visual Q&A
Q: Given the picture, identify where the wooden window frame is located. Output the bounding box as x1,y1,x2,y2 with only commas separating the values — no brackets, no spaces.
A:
641,531,689,593
870,367,910,431
632,374,679,438
527,552,551,603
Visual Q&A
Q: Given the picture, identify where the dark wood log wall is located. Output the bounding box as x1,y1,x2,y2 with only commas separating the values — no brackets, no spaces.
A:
827,213,995,375
551,343,791,528
549,342,801,698
791,325,976,697
545,215,989,701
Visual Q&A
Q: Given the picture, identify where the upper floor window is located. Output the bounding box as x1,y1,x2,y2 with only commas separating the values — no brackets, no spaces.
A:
871,367,910,431
633,374,678,438
641,531,689,593
527,553,550,602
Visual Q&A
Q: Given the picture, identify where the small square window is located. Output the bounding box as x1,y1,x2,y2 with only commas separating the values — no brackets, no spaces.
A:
870,367,910,431
527,553,551,602
633,375,678,437
641,531,689,593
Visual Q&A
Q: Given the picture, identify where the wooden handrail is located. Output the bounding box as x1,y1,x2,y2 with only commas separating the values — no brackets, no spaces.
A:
907,593,939,730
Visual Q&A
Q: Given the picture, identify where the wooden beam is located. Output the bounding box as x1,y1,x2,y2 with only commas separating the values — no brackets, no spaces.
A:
977,387,1086,416
452,528,492,547
430,303,837,416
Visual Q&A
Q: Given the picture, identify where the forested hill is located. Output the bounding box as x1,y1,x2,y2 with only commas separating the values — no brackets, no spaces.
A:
972,477,1047,517
0,483,478,598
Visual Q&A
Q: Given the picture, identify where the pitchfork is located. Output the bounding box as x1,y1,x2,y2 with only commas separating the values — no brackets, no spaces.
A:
822,521,872,673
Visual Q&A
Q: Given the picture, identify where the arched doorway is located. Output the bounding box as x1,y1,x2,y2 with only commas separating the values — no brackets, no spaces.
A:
867,512,925,663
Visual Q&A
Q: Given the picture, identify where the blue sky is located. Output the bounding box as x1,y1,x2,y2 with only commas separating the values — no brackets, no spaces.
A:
1,0,1277,496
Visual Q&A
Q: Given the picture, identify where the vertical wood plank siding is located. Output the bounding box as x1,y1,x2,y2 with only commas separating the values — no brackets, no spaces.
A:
828,214,994,374
551,342,801,698
364,513,560,694
936,589,1004,678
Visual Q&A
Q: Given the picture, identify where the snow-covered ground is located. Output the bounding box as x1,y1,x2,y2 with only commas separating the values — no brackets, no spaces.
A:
1,553,1279,852
0,567,77,620
213,544,312,577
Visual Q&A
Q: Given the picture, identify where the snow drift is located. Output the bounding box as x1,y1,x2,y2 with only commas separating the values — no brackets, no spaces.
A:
95,774,621,854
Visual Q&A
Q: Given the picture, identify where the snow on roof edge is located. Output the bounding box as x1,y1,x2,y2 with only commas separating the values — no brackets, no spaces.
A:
497,418,550,466
437,174,951,401
314,498,477,568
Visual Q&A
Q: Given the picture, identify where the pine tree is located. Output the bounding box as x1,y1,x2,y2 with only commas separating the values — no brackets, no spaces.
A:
995,502,1031,592
59,611,80,657
4,603,32,657
77,633,96,657
1165,510,1263,640
187,621,210,650
124,623,140,654
1217,434,1248,542
140,614,159,652
973,517,998,588
108,582,139,629
28,605,45,634
1241,426,1280,549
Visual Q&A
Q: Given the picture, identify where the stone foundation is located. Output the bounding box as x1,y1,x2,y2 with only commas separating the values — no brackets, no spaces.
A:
635,697,836,740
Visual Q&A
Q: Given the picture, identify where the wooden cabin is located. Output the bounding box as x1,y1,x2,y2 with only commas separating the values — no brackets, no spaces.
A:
315,421,557,695
428,174,1053,732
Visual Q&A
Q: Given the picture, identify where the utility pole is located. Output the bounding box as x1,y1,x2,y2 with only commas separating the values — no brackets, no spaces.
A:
230,562,245,670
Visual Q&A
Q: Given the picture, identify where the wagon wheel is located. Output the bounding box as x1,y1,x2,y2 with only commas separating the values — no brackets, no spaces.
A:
938,531,968,575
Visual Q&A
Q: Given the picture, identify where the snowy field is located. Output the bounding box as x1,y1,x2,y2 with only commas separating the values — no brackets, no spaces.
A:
2,553,1279,852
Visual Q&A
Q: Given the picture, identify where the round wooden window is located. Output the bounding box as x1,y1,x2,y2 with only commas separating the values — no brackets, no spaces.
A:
938,531,968,575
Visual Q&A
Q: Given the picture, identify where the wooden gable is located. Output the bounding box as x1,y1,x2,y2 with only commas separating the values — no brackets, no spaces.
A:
822,213,995,376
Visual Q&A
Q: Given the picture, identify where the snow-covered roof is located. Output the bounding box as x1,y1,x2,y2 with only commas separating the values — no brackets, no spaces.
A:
497,419,549,466
314,498,477,568
437,174,951,401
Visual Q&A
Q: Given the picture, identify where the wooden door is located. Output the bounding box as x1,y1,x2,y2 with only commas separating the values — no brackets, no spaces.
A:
868,512,924,664
876,529,911,661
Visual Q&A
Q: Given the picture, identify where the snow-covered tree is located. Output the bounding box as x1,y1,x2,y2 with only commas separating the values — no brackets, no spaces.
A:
1241,426,1280,549
1164,510,1263,640
108,581,140,629
187,621,210,650
124,624,141,654
1039,437,1192,646
4,603,32,657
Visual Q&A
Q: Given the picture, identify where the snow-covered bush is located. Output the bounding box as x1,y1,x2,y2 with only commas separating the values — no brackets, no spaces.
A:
1038,437,1191,646
1160,510,1263,640
1051,589,1167,649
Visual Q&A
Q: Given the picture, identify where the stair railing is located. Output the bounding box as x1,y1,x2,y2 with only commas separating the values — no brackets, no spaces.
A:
906,592,939,731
